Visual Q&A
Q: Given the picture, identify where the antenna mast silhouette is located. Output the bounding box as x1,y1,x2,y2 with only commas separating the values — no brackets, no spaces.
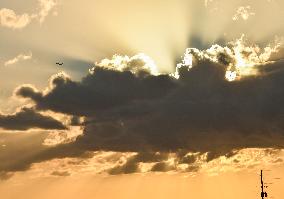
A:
261,170,268,199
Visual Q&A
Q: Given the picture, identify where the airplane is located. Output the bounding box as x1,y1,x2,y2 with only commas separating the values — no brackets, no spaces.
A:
261,170,268,199
56,62,63,66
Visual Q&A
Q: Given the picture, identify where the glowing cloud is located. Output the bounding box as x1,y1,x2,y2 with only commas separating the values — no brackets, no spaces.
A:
176,35,282,81
94,53,159,76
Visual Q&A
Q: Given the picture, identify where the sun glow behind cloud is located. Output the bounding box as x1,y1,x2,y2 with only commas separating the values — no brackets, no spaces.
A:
1,0,282,75
92,34,283,82
1,3,284,198
94,53,159,76
176,35,283,81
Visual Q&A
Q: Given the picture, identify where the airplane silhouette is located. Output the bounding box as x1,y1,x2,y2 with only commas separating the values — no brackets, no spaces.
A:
56,62,63,66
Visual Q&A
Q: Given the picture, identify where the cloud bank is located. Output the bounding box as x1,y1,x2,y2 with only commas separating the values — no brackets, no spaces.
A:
2,37,284,174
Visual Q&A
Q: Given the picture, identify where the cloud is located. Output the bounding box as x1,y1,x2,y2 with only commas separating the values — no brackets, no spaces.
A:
4,52,32,66
269,38,284,61
94,53,159,76
37,0,58,23
43,126,83,146
2,148,281,177
15,66,175,116
176,35,281,81
0,107,67,130
232,6,255,21
108,152,169,174
0,8,33,29
0,0,57,29
3,37,284,174
15,46,284,147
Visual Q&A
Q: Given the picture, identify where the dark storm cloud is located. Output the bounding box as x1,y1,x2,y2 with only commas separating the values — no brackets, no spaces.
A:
16,59,284,151
151,162,175,172
5,55,284,173
109,150,196,174
0,107,67,130
16,68,176,116
108,152,169,174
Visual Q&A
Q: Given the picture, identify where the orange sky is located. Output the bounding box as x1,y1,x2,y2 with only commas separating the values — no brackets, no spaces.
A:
0,168,283,199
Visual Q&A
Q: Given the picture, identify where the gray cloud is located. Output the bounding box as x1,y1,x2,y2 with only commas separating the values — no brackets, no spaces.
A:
108,152,169,175
3,50,284,174
151,162,175,172
15,69,176,116
15,59,284,153
107,151,202,175
0,107,66,130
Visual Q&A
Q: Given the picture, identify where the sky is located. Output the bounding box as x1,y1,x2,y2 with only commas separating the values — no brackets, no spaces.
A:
1,0,284,198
